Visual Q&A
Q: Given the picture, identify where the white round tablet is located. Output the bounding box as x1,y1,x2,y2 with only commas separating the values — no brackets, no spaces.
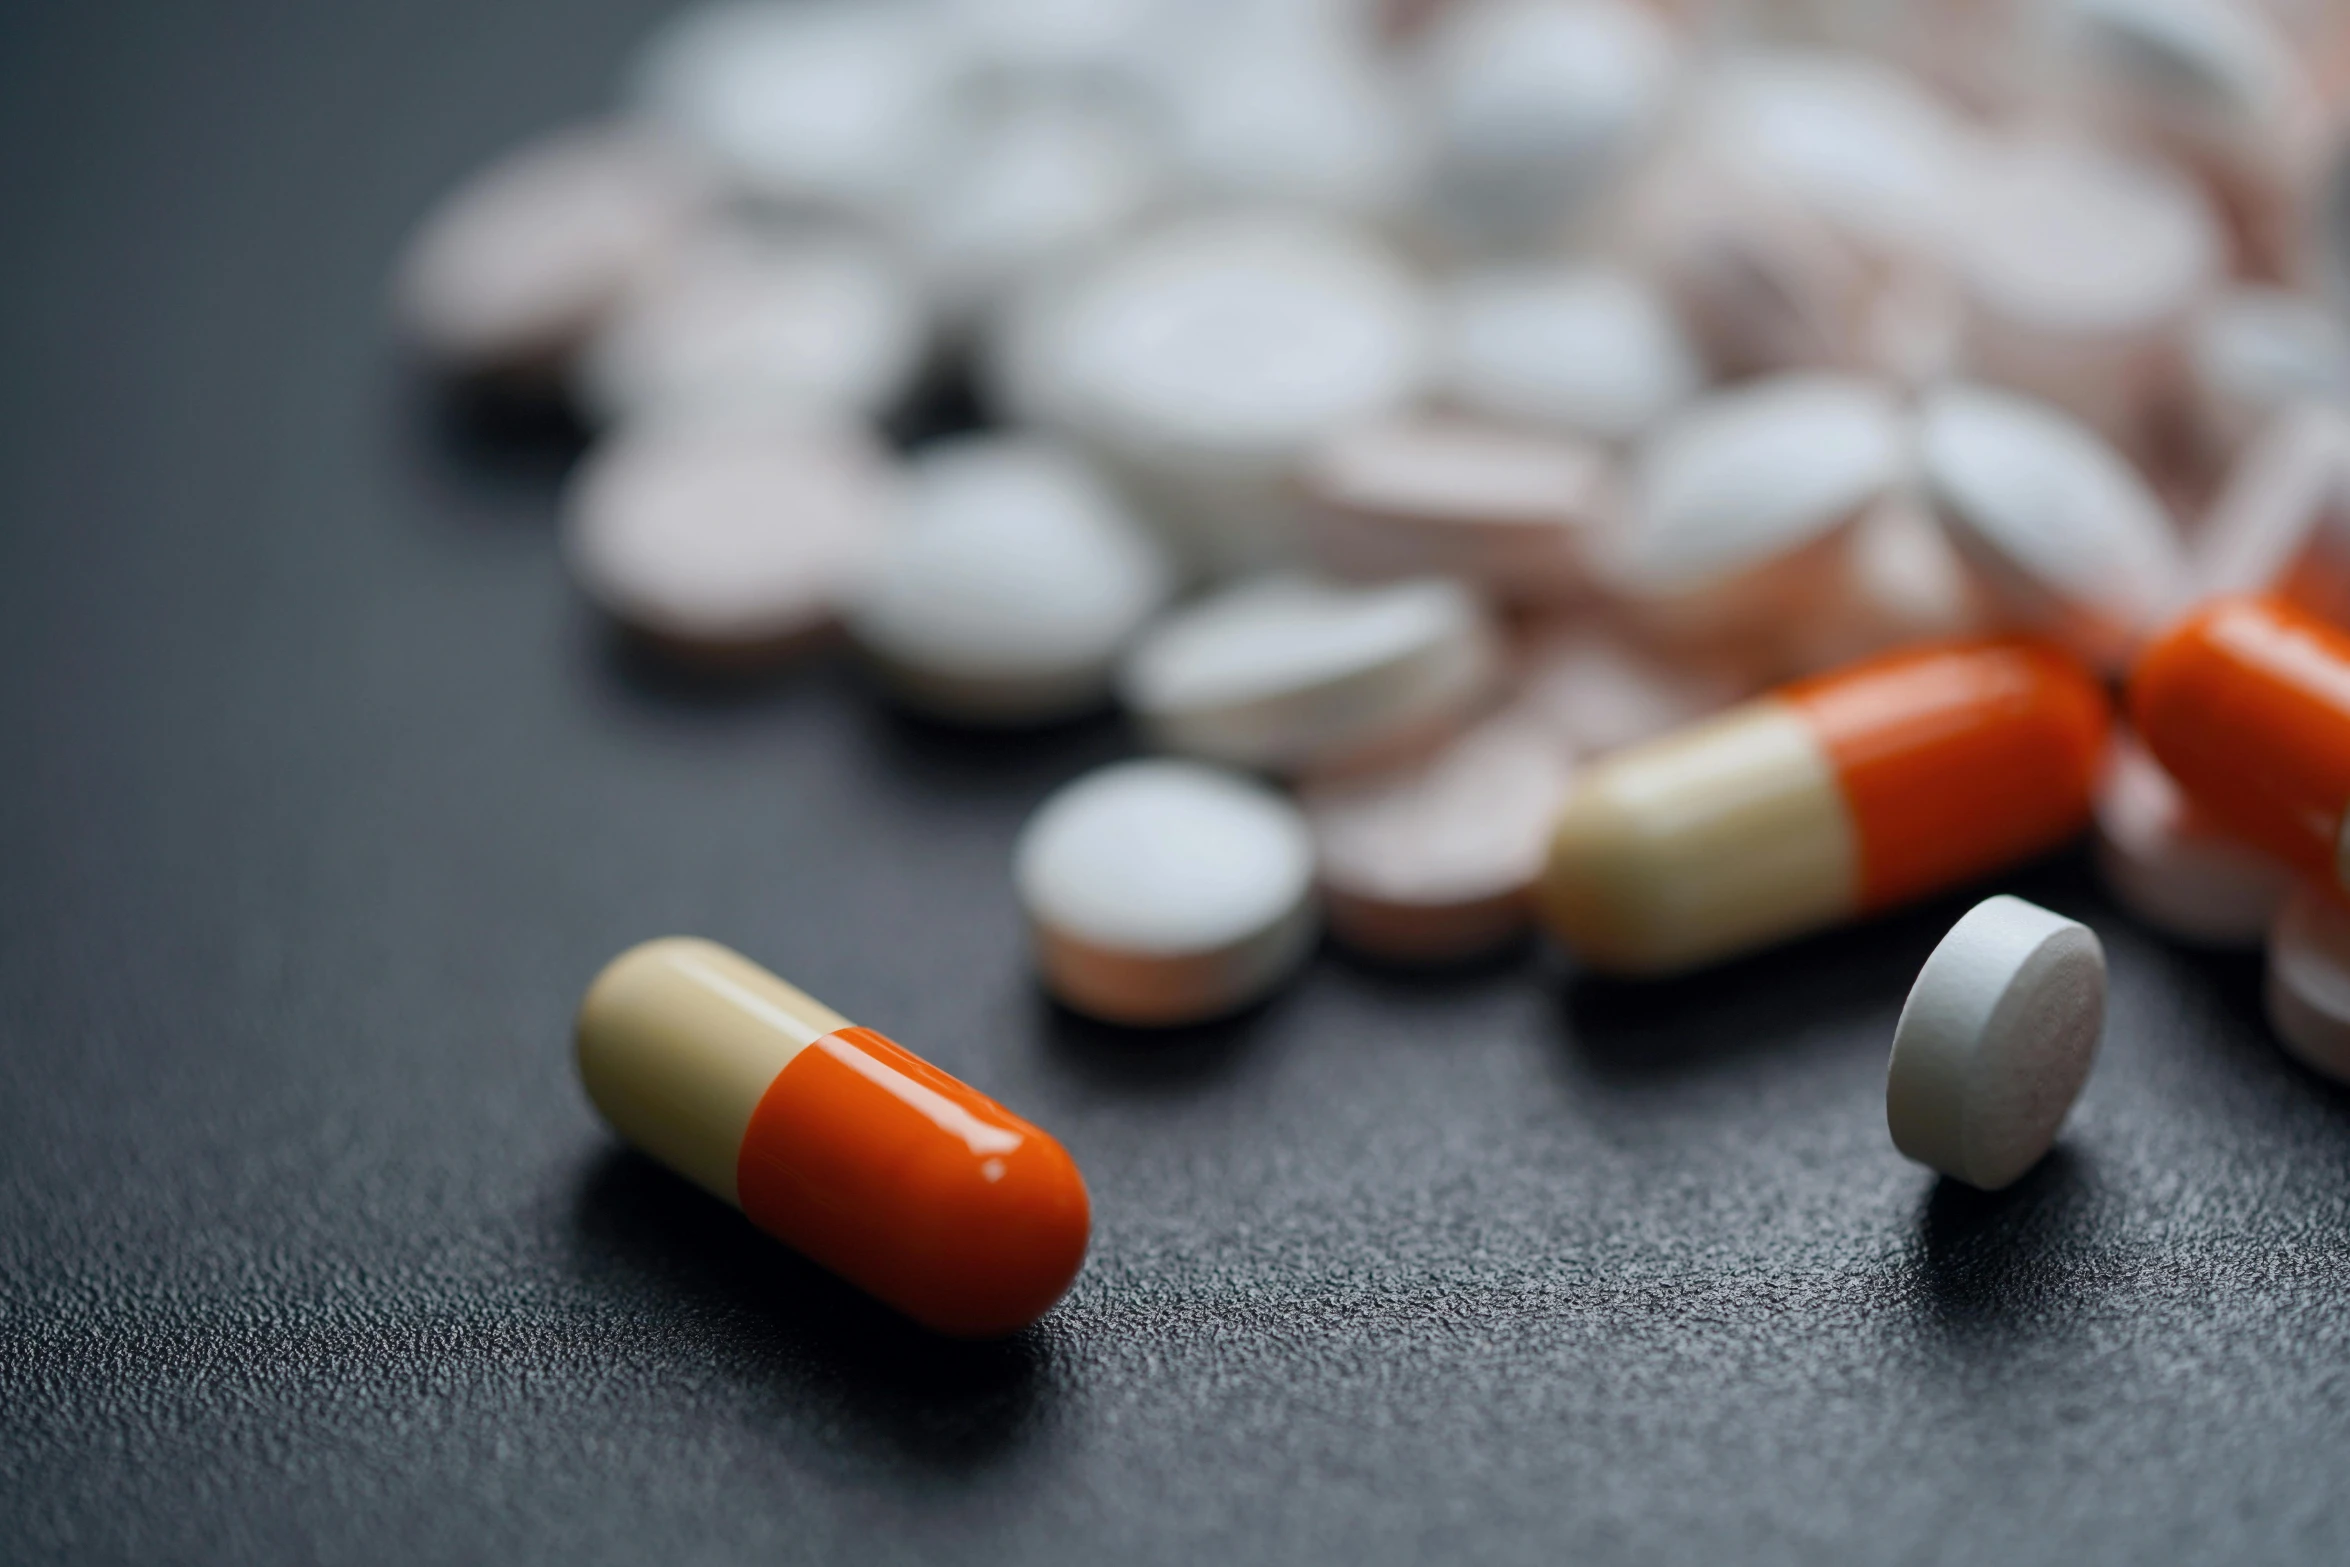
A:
626,0,966,221
576,224,929,429
846,436,1174,723
2264,882,2350,1084
1886,894,2107,1192
1298,416,1617,605
1304,716,1574,962
1602,374,1908,599
1122,574,1502,775
1413,0,1681,251
1916,383,2183,668
392,123,709,376
2094,733,2295,947
1433,266,1705,443
1014,759,1318,1025
563,413,900,667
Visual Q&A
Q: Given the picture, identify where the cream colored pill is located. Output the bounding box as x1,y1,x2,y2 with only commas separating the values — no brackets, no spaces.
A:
1886,895,2107,1192
2094,733,2295,947
563,414,898,667
1304,716,1575,963
846,437,1173,724
2264,883,2350,1084
1121,574,1501,775
1014,760,1318,1025
1433,266,1705,445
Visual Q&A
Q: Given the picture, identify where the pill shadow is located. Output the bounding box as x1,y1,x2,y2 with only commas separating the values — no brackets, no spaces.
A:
404,368,591,491
853,697,1137,800
1325,928,1540,988
1907,1148,2108,1329
587,621,851,713
569,1148,1055,1474
1035,988,1278,1097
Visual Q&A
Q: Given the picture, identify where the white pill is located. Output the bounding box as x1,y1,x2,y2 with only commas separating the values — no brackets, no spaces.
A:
1948,132,2221,445
1507,626,1751,758
563,414,899,667
2095,733,2295,947
391,124,710,377
576,224,929,428
1024,212,1430,573
912,97,1162,328
1122,574,1501,775
1886,895,2107,1192
626,0,965,221
1298,416,1617,605
1413,0,1681,252
1433,266,1706,444
2052,0,2312,151
2264,882,2350,1084
1304,716,1575,963
846,437,1174,724
1014,759,1318,1025
2188,403,2350,621
1597,374,1907,641
1917,383,2183,669
2186,290,2350,462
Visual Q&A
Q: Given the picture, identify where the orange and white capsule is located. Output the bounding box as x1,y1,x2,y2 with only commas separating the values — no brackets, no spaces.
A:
576,938,1089,1338
1540,638,2110,975
2131,595,2350,889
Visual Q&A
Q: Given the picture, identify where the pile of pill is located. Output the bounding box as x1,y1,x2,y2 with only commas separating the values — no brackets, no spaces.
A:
394,0,2350,1333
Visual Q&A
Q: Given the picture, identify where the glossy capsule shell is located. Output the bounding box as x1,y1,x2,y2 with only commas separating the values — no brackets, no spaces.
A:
1539,638,2109,974
2131,595,2350,890
576,938,1090,1337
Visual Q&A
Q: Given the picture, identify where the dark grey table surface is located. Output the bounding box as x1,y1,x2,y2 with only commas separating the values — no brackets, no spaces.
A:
5,4,2349,1563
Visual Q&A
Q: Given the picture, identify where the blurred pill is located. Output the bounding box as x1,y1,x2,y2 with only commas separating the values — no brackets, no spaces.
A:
563,414,898,668
1780,493,1990,675
2264,882,2350,1083
1020,212,1429,573
2189,404,2350,622
1885,894,2106,1191
944,0,1175,95
627,0,966,222
577,224,929,427
1304,716,1574,962
1298,416,1616,604
1598,374,1908,643
1540,637,2109,974
392,124,709,378
847,436,1173,724
1014,759,1318,1025
1123,574,1501,774
1508,625,1752,757
2094,731,2294,946
1916,383,2183,669
2186,290,2350,463
1432,265,1705,444
1948,132,2221,449
1413,0,1680,253
913,97,1162,329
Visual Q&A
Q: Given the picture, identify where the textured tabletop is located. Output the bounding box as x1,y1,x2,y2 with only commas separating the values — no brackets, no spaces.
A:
3,5,2348,1564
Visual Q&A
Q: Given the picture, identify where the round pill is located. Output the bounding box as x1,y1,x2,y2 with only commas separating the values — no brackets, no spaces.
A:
2094,732,2295,947
1917,383,2183,669
391,123,709,377
1122,574,1502,775
1433,266,1705,444
1014,760,1319,1025
576,224,929,428
1298,416,1617,605
1885,895,2107,1192
1304,717,1575,963
563,414,899,668
846,436,1174,724
626,0,965,220
577,937,1089,1336
2264,882,2350,1084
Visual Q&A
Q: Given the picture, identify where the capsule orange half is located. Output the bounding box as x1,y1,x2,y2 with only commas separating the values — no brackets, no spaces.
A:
2130,594,2350,887
1539,637,2109,974
576,937,1089,1337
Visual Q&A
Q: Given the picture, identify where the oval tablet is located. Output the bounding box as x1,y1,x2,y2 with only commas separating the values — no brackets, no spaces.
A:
577,937,1089,1336
1014,760,1318,1025
1122,574,1502,775
2264,883,2350,1084
1885,895,2107,1192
